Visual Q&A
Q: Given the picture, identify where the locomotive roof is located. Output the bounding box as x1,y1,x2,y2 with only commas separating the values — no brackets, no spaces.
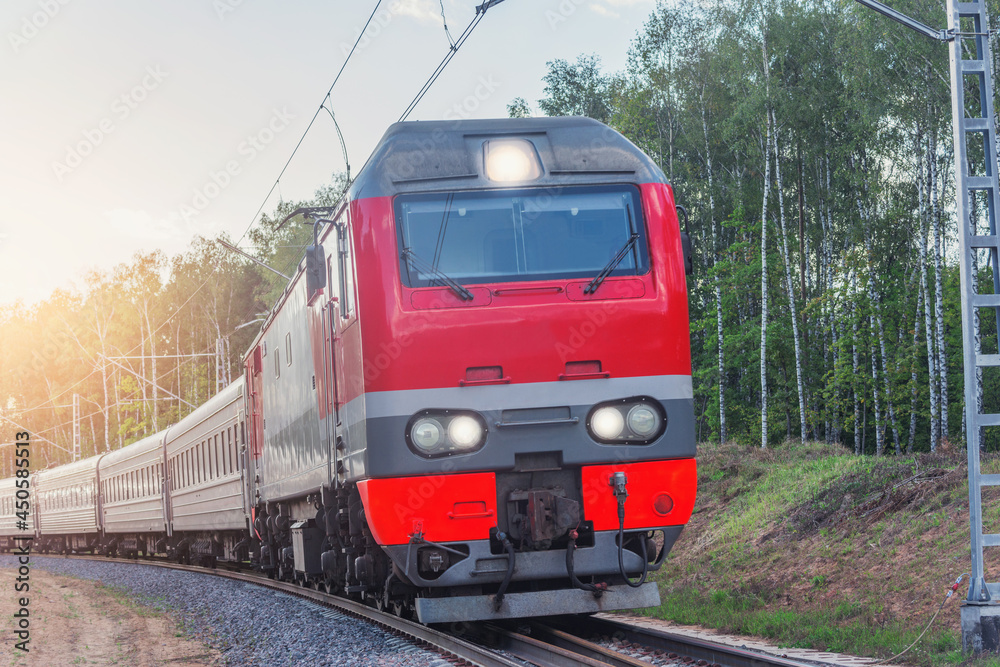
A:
348,116,667,199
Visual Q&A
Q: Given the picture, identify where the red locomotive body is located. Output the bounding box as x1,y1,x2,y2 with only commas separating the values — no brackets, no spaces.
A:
245,116,696,622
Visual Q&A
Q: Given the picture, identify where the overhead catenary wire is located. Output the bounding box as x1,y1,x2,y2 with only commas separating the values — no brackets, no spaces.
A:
321,103,351,183
397,0,503,122
439,0,456,48
236,0,384,246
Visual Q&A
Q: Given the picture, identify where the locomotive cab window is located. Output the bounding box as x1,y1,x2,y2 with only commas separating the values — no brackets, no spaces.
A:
337,223,356,318
395,185,649,287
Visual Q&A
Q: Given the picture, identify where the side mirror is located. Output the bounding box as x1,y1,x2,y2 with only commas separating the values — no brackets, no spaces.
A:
306,244,326,297
676,205,694,276
680,232,693,276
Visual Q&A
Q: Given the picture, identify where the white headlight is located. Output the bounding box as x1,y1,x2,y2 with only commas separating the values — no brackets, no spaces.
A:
411,418,444,451
591,407,625,440
484,139,542,182
627,405,660,438
448,415,482,448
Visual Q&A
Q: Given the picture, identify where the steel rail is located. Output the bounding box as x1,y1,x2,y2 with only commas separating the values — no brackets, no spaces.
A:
482,622,655,667
46,554,521,667
541,615,820,667
484,624,624,667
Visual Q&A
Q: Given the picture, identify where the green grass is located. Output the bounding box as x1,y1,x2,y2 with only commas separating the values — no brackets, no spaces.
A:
646,588,961,664
646,440,981,666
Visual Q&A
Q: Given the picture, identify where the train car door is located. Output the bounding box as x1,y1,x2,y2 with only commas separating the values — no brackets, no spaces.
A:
324,249,342,485
159,431,172,536
244,347,264,492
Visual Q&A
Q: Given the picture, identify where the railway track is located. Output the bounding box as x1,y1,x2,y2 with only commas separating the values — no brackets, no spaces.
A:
44,554,824,667
462,615,818,667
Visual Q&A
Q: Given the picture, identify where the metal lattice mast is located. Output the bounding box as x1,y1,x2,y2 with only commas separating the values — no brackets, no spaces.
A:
854,0,1000,651
950,0,1000,608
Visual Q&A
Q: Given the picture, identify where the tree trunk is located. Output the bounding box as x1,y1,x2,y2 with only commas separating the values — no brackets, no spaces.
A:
868,269,885,456
760,112,772,450
771,110,808,443
919,129,940,451
909,277,923,454
702,98,726,444
852,272,862,455
931,125,948,440
825,156,841,444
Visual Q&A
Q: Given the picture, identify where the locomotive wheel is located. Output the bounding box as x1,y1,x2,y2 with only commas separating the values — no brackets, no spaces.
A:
392,600,412,620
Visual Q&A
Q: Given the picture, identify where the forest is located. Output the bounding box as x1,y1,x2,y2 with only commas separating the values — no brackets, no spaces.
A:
0,0,994,471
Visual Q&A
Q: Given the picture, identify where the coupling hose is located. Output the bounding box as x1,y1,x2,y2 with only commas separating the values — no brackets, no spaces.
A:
566,529,607,597
492,532,515,611
617,495,649,588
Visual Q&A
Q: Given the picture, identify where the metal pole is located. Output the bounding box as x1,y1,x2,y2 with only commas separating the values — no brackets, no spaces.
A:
853,0,1000,654
946,0,1000,652
72,393,80,461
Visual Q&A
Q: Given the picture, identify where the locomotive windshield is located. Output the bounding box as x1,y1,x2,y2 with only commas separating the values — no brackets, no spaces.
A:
395,185,649,288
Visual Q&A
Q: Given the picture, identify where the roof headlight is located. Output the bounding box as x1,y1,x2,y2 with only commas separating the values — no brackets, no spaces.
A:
591,406,625,440
484,138,542,182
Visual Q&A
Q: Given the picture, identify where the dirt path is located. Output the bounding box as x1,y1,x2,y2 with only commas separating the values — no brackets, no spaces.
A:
0,567,220,667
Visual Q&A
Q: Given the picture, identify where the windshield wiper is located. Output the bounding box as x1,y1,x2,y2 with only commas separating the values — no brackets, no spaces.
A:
585,232,640,294
401,248,474,301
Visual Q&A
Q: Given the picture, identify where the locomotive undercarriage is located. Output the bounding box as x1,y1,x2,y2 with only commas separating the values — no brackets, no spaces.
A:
252,486,409,613
250,465,672,622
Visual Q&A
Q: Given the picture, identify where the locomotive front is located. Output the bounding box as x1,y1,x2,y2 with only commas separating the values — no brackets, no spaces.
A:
346,117,697,622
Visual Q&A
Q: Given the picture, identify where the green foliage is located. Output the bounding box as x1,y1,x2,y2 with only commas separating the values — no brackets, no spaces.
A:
538,54,612,123
506,97,532,118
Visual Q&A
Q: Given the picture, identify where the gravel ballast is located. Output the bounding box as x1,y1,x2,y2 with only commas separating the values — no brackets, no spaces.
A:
2,555,449,666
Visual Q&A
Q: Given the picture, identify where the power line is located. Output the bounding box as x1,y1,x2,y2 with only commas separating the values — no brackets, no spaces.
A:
236,0,384,245
439,0,456,48
398,1,503,122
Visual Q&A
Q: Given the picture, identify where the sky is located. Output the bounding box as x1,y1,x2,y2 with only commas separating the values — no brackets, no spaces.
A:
0,0,659,306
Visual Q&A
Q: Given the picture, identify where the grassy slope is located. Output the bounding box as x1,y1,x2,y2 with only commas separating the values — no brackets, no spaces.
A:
641,441,995,666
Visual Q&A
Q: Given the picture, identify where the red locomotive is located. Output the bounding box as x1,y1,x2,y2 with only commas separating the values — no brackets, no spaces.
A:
245,116,696,621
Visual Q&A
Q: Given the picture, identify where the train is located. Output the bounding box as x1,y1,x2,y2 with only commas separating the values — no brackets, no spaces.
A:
3,116,697,623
